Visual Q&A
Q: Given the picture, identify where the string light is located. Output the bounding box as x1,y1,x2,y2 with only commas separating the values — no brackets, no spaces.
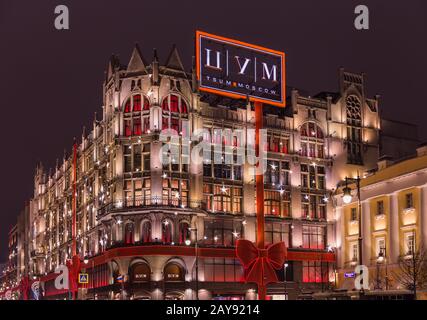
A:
221,184,227,194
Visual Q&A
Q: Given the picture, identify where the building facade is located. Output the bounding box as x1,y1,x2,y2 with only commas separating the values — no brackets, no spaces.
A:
0,225,19,299
335,144,427,297
0,44,383,300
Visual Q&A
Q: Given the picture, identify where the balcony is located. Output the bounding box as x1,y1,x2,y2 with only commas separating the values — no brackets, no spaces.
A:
97,196,205,217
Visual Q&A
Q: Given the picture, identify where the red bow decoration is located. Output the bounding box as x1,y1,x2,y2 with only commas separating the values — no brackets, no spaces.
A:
66,255,81,294
20,276,30,300
236,239,286,286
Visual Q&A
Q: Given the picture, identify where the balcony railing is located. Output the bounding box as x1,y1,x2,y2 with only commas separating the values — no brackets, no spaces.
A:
97,196,205,217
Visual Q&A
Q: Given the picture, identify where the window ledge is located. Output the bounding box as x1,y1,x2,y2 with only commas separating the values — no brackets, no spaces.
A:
375,214,386,221
349,220,358,225
402,207,415,215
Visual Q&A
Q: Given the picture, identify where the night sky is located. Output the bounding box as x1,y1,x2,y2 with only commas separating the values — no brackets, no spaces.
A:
1,0,427,261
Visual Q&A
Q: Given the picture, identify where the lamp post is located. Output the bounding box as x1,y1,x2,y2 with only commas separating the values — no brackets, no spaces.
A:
283,263,289,300
377,247,388,290
84,258,95,300
342,175,364,294
188,228,198,300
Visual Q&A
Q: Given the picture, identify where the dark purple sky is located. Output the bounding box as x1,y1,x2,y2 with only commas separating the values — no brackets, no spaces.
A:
1,0,426,260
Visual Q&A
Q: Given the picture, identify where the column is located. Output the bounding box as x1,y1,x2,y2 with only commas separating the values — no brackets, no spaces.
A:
362,201,371,267
335,207,344,269
151,140,162,204
420,185,427,249
190,115,203,208
389,192,399,264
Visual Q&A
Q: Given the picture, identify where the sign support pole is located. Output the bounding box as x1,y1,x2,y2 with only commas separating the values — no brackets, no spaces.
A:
255,101,266,300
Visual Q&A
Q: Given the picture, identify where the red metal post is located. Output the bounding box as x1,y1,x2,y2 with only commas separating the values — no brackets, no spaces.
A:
254,101,266,299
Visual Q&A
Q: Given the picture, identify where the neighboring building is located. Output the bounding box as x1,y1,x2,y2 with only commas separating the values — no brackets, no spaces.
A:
335,143,427,297
0,226,19,298
380,118,419,160
0,44,383,300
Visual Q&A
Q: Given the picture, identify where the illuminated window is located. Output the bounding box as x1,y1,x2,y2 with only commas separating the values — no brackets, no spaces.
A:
203,184,242,214
162,178,188,207
376,237,385,257
130,262,151,283
204,219,242,247
346,95,363,165
302,225,326,250
164,263,185,282
405,232,416,255
264,222,291,247
301,164,325,190
123,143,150,173
264,190,290,217
124,178,151,207
376,200,384,215
161,94,189,133
124,223,134,245
162,141,189,173
162,220,173,244
202,127,243,181
178,221,190,245
141,221,152,243
268,134,289,154
300,122,324,158
302,194,326,220
203,258,244,282
350,242,358,262
350,208,357,221
405,193,414,209
302,261,329,283
123,94,150,136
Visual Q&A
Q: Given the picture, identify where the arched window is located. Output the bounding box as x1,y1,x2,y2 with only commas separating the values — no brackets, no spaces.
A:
162,220,172,244
123,94,150,137
141,221,152,243
161,94,189,134
300,122,325,158
130,262,151,283
178,222,190,245
164,262,185,282
124,223,134,245
346,95,363,164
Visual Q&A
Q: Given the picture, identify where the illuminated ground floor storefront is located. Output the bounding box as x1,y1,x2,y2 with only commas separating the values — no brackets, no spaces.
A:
28,245,335,300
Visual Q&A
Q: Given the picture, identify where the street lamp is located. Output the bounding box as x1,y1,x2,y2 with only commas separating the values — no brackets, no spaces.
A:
284,263,289,300
188,228,199,300
342,186,353,205
377,247,389,290
341,175,364,294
